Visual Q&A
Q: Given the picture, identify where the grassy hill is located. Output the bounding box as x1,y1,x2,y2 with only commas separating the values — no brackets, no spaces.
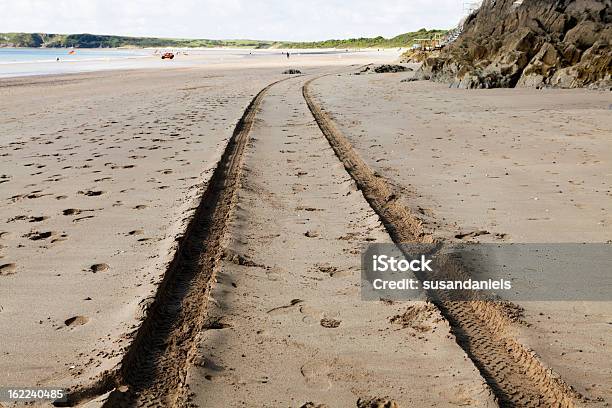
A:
277,29,447,49
0,33,275,49
0,29,446,49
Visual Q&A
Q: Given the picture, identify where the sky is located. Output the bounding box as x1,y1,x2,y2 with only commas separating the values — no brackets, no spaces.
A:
0,0,466,41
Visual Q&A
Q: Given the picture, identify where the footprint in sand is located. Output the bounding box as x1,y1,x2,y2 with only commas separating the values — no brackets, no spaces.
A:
133,205,148,210
24,230,67,243
90,263,109,273
300,403,329,408
300,305,338,326
198,357,225,382
300,360,332,390
296,206,323,212
7,215,47,223
79,190,105,197
356,397,400,408
316,264,352,278
64,315,89,327
25,231,55,241
320,317,342,328
10,192,50,202
0,263,17,276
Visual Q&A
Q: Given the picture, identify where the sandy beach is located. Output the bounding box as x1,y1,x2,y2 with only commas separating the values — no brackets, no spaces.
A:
0,48,401,78
0,65,285,388
308,70,612,405
1,50,610,407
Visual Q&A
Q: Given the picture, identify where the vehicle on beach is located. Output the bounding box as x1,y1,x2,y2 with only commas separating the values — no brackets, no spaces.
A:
161,52,174,60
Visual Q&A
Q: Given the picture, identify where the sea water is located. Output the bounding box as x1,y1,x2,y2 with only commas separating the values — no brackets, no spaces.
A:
0,48,149,64
0,48,153,78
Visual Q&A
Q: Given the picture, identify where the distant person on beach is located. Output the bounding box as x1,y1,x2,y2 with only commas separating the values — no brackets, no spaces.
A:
286,52,290,59
56,57,60,61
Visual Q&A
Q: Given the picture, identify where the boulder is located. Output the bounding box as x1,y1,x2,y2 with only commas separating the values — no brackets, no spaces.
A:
373,64,410,73
564,20,602,50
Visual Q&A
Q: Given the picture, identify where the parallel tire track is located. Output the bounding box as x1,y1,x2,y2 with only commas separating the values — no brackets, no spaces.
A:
302,77,579,408
59,78,285,407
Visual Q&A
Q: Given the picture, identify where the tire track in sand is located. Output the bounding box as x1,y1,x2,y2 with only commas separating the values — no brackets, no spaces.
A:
302,76,580,408
56,77,290,407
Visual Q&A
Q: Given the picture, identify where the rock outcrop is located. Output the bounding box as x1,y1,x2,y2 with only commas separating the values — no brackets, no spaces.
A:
418,0,611,89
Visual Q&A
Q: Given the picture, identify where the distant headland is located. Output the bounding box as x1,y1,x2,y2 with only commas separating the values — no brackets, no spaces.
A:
0,29,446,49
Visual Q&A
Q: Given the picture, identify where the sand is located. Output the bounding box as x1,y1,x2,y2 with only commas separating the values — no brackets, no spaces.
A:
185,75,493,407
310,70,612,243
0,67,285,389
0,48,401,78
0,53,610,407
309,69,612,405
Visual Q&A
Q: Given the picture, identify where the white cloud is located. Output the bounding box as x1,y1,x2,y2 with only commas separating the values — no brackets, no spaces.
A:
0,0,464,41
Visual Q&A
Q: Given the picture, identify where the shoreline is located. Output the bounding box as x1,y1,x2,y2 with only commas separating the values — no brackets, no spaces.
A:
0,48,401,79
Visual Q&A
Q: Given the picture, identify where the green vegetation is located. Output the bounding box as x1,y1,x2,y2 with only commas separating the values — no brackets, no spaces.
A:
0,33,47,47
277,29,447,49
0,29,446,49
0,33,275,49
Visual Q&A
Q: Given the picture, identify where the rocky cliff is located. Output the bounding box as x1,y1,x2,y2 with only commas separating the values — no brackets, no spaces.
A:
418,0,611,89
